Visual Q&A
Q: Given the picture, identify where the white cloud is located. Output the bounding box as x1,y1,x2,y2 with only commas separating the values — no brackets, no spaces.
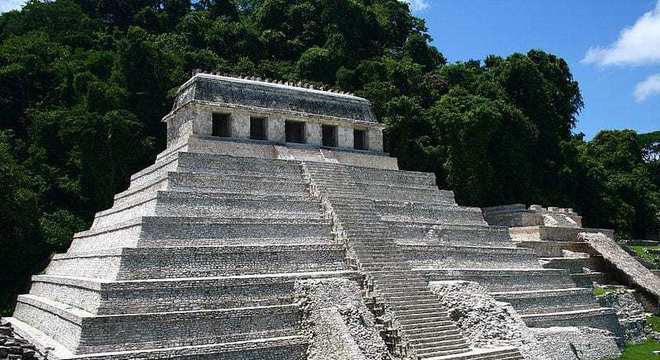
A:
582,1,660,66
634,73,660,102
0,0,25,14
402,0,430,12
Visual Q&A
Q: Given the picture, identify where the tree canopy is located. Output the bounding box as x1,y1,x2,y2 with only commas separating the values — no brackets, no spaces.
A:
0,0,658,314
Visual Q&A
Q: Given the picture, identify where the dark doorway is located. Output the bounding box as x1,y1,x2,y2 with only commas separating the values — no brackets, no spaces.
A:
322,125,337,147
212,113,231,137
285,120,306,143
354,129,367,150
250,117,267,140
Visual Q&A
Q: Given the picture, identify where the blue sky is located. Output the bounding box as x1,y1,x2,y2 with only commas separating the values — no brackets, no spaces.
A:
407,0,660,138
2,1,658,138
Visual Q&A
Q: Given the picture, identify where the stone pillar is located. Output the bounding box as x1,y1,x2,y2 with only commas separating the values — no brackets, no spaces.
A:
269,115,286,144
338,127,354,149
305,122,322,146
368,128,383,152
194,108,212,136
231,111,250,139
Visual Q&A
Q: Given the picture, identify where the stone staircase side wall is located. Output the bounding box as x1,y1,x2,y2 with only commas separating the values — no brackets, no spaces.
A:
579,232,660,308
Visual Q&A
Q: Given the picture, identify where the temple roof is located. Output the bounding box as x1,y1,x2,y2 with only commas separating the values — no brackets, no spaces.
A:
171,73,377,123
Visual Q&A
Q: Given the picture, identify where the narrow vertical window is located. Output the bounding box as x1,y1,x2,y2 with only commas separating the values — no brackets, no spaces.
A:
322,125,337,147
250,117,267,140
212,113,231,137
354,129,367,150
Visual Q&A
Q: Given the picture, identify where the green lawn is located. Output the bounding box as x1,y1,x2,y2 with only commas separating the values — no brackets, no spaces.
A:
618,316,660,359
618,339,660,359
628,245,660,269
648,315,660,332
593,286,618,297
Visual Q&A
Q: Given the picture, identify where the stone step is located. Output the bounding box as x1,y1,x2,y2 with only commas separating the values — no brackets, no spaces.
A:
415,339,469,353
389,223,512,247
348,170,437,188
113,174,169,209
376,284,432,293
388,301,442,311
361,261,409,268
408,332,464,345
153,190,322,219
29,271,357,315
46,244,346,280
428,348,523,360
420,268,578,292
13,294,302,355
167,172,308,195
490,287,601,315
401,244,542,270
7,317,308,360
95,191,319,229
570,271,609,288
374,281,430,290
402,321,457,332
176,152,303,177
539,256,605,274
406,328,463,340
377,205,486,225
398,313,451,324
70,216,333,253
416,344,471,358
342,191,452,204
386,295,440,305
128,153,179,187
521,307,623,338
516,240,594,257
394,304,448,315
509,226,614,242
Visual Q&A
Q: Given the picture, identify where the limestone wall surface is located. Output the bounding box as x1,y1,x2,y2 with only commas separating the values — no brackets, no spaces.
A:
294,278,390,360
428,281,621,360
428,280,549,360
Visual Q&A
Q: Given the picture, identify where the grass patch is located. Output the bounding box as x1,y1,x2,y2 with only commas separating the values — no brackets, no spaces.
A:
628,245,660,269
648,315,660,333
618,339,660,359
593,286,617,297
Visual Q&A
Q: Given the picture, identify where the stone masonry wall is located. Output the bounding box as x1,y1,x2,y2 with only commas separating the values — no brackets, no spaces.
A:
294,278,390,360
428,281,621,360
428,281,549,360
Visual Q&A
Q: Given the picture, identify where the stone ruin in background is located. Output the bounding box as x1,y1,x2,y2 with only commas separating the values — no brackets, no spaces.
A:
3,72,657,360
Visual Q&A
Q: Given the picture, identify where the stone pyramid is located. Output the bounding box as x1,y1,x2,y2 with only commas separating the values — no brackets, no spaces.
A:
7,73,622,360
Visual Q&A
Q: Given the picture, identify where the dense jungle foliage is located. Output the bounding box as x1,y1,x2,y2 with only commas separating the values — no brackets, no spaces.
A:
0,0,658,314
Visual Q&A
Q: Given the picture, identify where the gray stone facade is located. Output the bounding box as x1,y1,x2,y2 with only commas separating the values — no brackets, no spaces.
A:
6,75,634,360
162,73,394,169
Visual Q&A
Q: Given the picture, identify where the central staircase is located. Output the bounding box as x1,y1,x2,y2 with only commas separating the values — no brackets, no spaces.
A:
304,162,523,360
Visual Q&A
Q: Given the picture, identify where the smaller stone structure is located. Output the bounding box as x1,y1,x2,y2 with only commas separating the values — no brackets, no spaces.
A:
483,204,660,343
427,281,621,360
483,204,617,289
580,232,660,308
482,204,582,228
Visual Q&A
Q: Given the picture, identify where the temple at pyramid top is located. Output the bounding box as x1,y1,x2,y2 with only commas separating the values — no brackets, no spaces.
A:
162,72,397,169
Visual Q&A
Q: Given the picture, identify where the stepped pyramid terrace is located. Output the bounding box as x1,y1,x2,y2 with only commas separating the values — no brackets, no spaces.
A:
7,72,656,360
